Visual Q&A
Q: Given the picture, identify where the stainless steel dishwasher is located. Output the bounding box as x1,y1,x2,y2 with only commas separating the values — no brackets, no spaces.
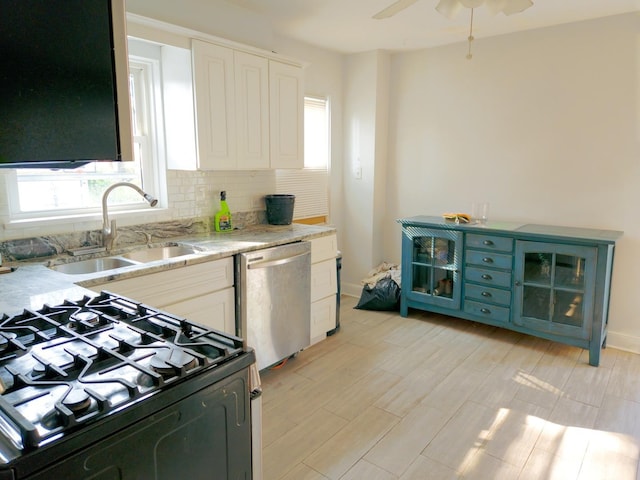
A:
237,241,311,371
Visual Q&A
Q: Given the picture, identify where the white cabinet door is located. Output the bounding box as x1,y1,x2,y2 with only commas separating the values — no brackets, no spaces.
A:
92,258,233,306
192,40,236,170
166,287,236,335
269,60,304,169
310,295,336,344
309,234,338,343
91,258,236,335
311,258,337,303
235,51,269,170
311,234,338,264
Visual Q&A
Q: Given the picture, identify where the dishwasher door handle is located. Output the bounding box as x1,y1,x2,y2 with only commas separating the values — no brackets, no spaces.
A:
247,251,308,270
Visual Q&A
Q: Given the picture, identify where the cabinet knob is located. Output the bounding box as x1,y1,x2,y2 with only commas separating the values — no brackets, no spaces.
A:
483,240,494,246
515,281,522,287
481,291,492,297
482,257,493,263
480,308,491,314
481,274,492,280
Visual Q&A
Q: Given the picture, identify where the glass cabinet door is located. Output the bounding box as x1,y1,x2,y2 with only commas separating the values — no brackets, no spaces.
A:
514,241,596,339
405,228,462,309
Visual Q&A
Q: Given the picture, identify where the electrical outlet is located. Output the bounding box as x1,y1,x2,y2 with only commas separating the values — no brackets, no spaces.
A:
354,162,362,179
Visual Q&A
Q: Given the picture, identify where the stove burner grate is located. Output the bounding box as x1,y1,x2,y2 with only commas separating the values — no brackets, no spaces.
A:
0,291,245,451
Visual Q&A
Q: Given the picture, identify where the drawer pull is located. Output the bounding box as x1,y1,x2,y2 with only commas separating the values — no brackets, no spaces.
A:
481,291,492,297
482,257,493,263
481,274,492,280
480,308,491,314
483,240,494,246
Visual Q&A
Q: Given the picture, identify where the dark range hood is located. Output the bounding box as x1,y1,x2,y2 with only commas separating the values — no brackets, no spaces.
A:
0,0,132,169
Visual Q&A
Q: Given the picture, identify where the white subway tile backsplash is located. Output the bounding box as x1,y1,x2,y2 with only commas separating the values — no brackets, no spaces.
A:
0,170,277,241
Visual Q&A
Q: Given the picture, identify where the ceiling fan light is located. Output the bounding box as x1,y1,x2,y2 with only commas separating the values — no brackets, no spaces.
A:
436,0,462,18
502,0,533,15
459,0,485,8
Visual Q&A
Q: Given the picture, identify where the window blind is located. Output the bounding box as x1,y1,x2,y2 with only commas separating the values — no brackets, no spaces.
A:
275,168,328,220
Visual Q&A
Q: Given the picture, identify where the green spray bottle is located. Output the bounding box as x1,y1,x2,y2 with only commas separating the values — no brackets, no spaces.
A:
214,191,233,232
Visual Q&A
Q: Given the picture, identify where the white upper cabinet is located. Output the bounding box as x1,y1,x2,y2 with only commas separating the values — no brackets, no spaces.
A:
167,38,303,171
234,51,270,170
269,60,304,169
192,40,237,169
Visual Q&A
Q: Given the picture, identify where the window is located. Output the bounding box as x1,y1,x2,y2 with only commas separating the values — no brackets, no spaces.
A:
303,96,329,169
276,96,330,222
6,55,164,221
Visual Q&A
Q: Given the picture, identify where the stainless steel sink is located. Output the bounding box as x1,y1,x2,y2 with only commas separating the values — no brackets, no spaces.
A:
50,244,198,275
121,245,196,263
52,257,139,275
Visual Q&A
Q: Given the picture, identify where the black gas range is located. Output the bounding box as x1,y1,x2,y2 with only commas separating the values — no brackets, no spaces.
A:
0,291,257,479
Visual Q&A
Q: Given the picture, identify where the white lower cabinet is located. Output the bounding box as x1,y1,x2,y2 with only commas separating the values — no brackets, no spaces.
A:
310,235,338,345
310,295,336,343
91,257,236,335
166,288,235,334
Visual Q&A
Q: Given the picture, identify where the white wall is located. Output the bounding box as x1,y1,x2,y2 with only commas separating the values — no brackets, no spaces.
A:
383,13,640,351
340,51,392,297
4,2,639,352
0,4,345,244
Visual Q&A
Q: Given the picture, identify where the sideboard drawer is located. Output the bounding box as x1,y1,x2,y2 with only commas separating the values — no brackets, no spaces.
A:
464,283,511,306
465,250,512,270
464,300,510,323
466,233,513,253
465,266,512,288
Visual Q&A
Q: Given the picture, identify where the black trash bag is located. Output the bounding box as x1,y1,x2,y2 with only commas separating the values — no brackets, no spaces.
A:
355,277,401,311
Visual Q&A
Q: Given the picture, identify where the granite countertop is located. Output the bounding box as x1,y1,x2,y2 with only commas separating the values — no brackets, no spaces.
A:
0,223,336,316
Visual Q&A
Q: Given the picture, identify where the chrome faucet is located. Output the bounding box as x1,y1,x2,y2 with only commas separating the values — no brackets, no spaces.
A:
102,182,158,251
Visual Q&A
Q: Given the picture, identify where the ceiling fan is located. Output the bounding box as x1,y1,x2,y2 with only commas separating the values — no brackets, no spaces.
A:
373,0,534,59
373,0,533,20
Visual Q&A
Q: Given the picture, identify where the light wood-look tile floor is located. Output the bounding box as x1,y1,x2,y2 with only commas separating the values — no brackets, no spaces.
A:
260,295,640,480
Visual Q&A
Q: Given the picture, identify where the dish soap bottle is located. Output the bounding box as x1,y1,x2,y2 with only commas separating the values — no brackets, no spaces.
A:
214,191,233,232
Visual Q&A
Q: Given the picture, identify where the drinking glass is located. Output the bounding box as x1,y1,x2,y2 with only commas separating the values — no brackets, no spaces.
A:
472,202,489,225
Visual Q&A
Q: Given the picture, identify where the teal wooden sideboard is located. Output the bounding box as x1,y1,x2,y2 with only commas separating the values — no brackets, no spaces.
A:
397,216,623,366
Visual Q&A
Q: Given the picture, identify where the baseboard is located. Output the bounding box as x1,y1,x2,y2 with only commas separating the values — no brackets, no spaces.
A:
606,330,640,355
342,282,363,299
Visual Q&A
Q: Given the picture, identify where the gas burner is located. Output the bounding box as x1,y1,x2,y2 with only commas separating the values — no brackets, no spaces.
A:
70,311,99,325
31,363,45,377
149,348,198,377
62,388,91,413
0,291,246,453
67,310,108,333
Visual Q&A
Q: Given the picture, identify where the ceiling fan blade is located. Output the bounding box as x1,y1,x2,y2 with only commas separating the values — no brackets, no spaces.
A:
435,0,462,19
373,0,420,19
502,0,533,15
459,0,484,7
485,0,508,15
